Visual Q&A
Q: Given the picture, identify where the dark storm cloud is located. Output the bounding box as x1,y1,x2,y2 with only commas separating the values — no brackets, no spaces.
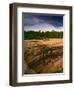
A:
24,15,63,27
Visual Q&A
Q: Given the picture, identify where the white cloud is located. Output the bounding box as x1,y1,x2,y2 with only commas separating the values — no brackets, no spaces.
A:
24,23,63,32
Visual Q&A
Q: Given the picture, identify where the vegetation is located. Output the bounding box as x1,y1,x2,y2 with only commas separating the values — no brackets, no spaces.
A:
24,29,63,74
24,30,63,40
24,39,63,74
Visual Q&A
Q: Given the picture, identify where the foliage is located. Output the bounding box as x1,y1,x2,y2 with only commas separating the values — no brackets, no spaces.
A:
24,30,63,40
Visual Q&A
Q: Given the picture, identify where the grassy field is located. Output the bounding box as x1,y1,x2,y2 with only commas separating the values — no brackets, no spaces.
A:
24,39,63,74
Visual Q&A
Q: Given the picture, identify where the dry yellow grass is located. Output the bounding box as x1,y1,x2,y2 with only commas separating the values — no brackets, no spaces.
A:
25,39,63,47
42,58,63,73
24,39,63,74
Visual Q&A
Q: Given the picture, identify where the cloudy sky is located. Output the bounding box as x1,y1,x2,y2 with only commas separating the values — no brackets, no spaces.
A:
23,14,63,32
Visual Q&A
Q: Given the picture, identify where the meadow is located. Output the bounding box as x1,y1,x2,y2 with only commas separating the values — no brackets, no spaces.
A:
24,31,63,74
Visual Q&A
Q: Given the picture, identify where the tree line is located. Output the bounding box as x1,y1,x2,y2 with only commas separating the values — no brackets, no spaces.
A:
24,30,63,39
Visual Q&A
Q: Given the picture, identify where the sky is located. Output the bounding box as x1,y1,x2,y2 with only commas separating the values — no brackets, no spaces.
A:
23,14,63,32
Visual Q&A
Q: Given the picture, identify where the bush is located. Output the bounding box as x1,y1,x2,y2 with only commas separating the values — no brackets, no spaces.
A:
24,30,63,40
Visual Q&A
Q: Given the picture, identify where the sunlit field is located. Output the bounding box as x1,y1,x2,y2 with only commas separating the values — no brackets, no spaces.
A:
24,39,63,74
